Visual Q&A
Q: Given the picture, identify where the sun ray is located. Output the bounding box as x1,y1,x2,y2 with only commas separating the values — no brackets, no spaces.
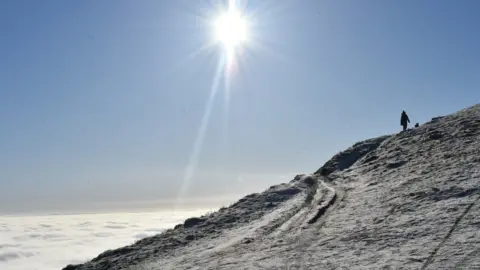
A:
174,0,287,207
220,62,231,163
175,54,226,208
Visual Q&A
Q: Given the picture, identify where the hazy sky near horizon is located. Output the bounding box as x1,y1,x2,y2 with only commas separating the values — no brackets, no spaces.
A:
1,0,479,213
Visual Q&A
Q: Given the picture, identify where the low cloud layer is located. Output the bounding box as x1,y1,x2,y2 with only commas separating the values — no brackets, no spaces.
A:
0,209,211,270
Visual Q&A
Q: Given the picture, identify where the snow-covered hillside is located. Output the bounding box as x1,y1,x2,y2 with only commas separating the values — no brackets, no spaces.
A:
65,104,480,270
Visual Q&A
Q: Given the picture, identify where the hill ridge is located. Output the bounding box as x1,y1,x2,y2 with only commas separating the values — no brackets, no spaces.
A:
65,104,480,270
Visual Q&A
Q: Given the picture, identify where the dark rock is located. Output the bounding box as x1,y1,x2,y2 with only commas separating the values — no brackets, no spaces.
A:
245,193,259,198
242,238,254,244
92,246,136,262
427,131,443,140
294,174,304,181
301,175,316,186
318,167,331,176
174,224,183,230
185,235,195,241
266,193,288,203
220,215,237,224
238,197,248,203
184,217,206,228
272,187,301,196
363,155,379,163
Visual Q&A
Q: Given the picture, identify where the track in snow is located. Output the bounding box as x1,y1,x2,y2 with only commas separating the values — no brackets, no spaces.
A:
421,195,480,270
263,175,344,240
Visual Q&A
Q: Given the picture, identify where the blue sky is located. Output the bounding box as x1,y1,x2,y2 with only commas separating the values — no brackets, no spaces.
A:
1,0,479,213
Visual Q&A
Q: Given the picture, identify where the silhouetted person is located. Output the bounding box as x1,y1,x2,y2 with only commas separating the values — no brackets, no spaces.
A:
401,110,410,131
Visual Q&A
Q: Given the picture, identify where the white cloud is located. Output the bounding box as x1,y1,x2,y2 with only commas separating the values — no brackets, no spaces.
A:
0,209,212,270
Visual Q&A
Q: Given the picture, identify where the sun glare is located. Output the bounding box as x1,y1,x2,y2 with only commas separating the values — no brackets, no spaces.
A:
213,3,249,65
214,11,248,48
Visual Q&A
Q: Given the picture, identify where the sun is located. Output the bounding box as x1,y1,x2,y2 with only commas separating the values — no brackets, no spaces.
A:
213,5,249,64
214,10,248,48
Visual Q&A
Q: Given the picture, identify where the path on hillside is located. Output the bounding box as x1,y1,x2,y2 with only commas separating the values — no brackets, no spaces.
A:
133,175,347,269
288,177,346,268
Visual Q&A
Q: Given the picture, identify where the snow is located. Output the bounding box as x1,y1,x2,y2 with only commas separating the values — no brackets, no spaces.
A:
65,104,480,270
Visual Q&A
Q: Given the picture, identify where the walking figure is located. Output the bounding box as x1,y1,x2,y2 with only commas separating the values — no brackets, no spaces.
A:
401,110,410,131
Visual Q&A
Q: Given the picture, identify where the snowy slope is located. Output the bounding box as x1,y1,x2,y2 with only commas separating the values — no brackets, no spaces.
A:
65,104,480,270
